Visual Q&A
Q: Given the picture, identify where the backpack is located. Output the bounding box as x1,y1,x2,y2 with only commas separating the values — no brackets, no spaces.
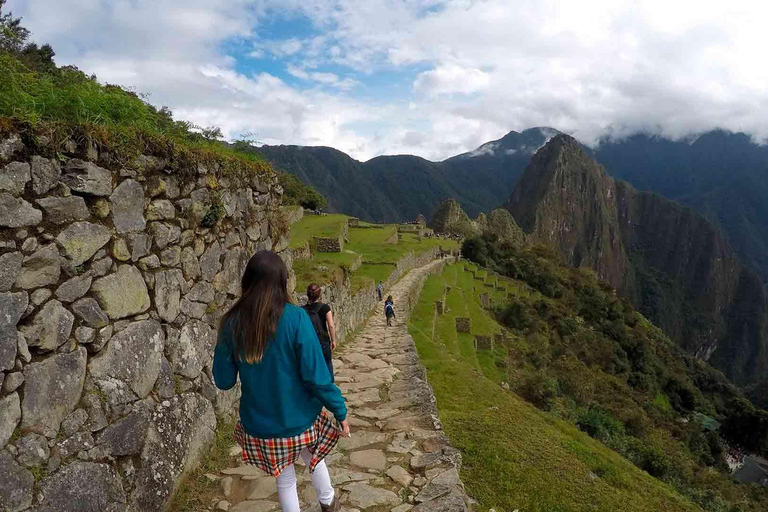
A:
303,303,330,347
385,303,394,317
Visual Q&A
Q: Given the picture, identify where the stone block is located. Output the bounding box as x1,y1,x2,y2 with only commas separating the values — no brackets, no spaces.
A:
455,317,471,334
474,335,492,350
314,236,343,253
435,300,444,315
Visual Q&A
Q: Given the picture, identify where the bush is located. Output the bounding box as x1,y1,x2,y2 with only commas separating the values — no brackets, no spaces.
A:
521,373,558,409
576,406,625,442
277,172,326,210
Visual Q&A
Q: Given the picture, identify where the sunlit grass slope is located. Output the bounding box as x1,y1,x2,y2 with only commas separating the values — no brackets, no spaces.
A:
408,263,698,512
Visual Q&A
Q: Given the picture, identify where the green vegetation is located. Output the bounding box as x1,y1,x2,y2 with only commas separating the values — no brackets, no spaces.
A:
457,234,768,510
409,264,699,511
0,3,274,187
168,419,237,512
277,172,326,210
289,213,457,294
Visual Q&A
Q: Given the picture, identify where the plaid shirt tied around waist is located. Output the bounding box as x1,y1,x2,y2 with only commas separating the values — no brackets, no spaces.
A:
234,410,340,477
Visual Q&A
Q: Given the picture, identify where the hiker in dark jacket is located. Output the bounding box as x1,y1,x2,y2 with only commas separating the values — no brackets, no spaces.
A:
377,281,383,301
303,283,337,382
385,295,396,327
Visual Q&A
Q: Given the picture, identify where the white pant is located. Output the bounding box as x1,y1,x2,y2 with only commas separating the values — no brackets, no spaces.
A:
276,448,334,511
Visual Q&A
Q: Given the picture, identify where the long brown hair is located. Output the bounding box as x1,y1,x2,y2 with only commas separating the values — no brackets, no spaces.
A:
220,250,292,364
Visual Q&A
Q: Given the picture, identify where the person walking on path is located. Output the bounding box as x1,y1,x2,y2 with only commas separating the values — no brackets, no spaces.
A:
303,283,337,382
213,250,349,512
385,295,396,327
377,281,383,301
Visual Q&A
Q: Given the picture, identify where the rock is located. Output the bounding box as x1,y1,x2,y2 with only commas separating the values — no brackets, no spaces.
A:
414,483,451,503
90,257,113,277
61,159,113,196
221,476,234,496
72,297,110,328
54,430,94,460
393,505,415,512
89,324,112,353
138,254,160,271
94,410,150,457
110,179,146,234
154,270,181,323
82,392,108,432
75,326,96,344
131,154,166,173
229,501,279,512
30,287,51,305
186,281,215,303
220,246,246,295
21,347,87,436
247,477,278,499
155,356,175,398
112,238,131,261
0,452,34,512
56,223,111,272
16,243,60,289
167,319,215,379
16,331,31,363
55,273,93,303
411,494,467,512
0,192,42,227
2,371,24,393
30,156,61,195
0,161,30,195
180,297,207,319
88,320,164,399
350,449,387,471
0,291,27,371
130,394,215,511
216,500,231,511
21,236,37,253
36,462,126,512
149,222,180,250
0,392,21,446
0,134,23,159
199,241,223,281
22,299,75,351
0,251,22,291
337,431,387,451
36,196,90,224
91,265,150,319
160,245,181,267
342,483,401,509
127,233,151,261
60,408,89,436
387,465,414,488
180,248,201,281
146,199,176,220
431,468,461,487
16,432,51,467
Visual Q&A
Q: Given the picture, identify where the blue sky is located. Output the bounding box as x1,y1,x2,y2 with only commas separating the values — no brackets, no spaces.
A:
7,0,768,160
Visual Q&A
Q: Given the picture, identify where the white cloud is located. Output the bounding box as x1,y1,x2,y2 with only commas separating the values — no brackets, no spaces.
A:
7,0,768,161
413,64,491,97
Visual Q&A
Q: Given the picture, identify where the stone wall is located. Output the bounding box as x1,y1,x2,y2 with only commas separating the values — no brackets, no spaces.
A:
293,248,439,347
0,133,287,512
314,236,343,253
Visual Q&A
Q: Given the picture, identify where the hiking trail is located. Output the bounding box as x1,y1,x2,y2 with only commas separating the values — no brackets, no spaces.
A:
207,259,470,511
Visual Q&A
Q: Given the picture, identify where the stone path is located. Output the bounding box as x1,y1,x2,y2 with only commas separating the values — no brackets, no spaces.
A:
207,259,470,511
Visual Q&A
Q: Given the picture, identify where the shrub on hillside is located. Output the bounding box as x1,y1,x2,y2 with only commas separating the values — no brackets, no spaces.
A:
277,172,326,210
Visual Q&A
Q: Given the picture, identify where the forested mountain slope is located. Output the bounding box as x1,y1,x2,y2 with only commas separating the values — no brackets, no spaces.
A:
505,135,768,387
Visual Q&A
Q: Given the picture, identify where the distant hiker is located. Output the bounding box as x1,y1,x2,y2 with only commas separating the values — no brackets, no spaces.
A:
377,281,383,301
303,283,337,382
213,250,348,512
385,295,396,327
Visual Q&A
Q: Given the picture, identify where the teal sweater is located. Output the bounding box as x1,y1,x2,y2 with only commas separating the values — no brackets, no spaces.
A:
213,303,347,438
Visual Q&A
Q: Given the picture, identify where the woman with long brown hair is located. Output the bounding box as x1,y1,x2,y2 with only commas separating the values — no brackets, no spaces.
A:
213,250,348,512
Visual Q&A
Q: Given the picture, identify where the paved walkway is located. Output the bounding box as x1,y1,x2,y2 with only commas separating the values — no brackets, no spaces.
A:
209,260,469,512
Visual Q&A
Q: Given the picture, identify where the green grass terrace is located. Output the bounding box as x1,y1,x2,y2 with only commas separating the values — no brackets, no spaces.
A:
289,214,458,294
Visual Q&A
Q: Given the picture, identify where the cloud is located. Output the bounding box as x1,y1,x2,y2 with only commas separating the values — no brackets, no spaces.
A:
413,64,491,97
7,0,768,161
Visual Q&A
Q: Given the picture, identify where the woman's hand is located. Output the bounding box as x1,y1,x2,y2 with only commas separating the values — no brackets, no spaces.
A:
331,340,337,351
339,419,351,437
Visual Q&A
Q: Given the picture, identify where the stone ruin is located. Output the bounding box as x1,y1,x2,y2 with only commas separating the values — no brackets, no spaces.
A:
474,335,493,350
479,293,490,309
455,317,471,334
313,235,343,253
0,131,288,511
435,300,445,315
